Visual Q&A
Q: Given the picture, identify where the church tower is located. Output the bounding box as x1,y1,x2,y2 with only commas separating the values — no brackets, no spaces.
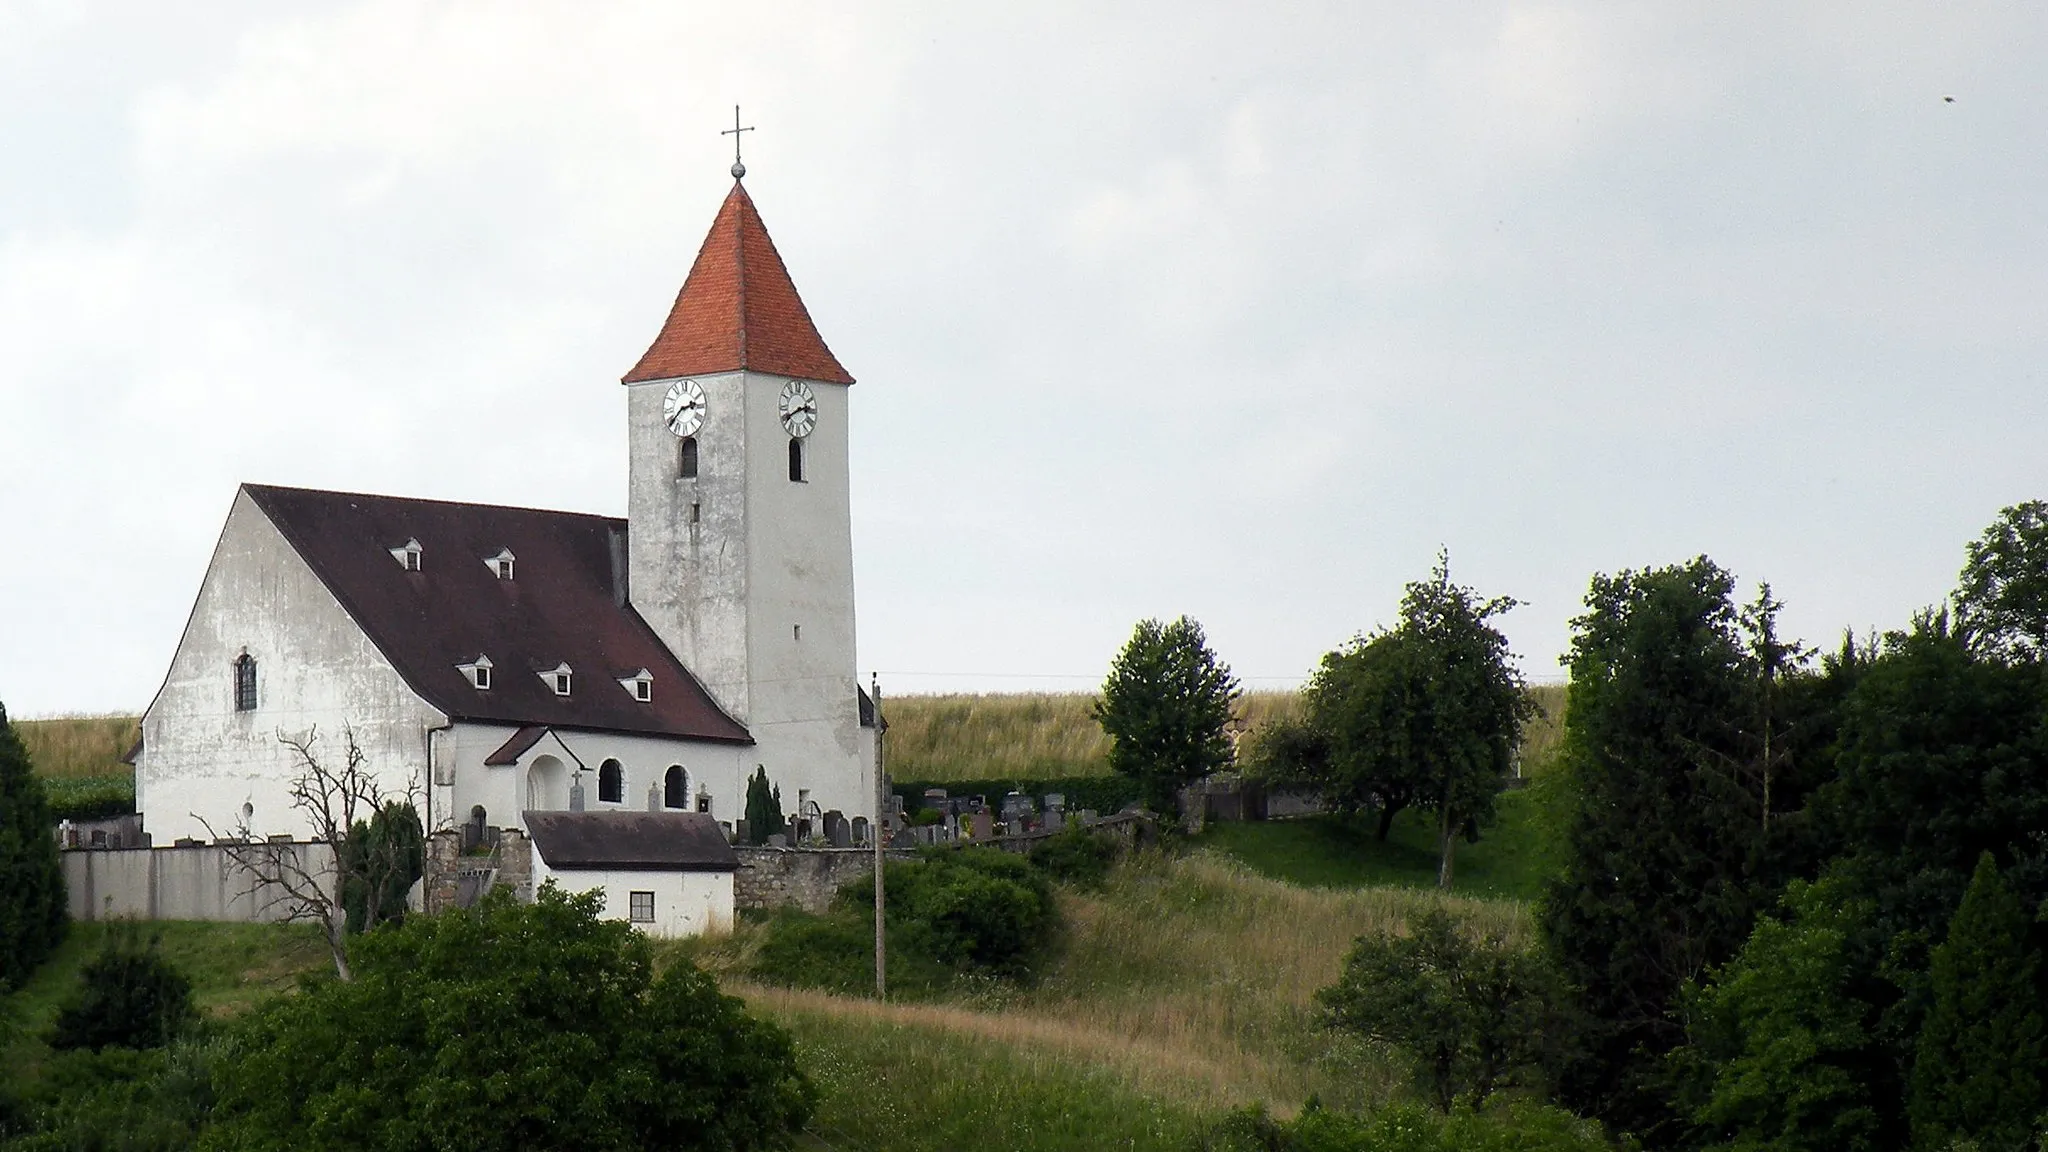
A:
621,176,870,819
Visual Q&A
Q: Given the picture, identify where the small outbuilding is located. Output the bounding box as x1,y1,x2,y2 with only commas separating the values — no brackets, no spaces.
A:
524,810,737,937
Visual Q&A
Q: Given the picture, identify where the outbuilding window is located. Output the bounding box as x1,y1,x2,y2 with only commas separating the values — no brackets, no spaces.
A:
599,759,623,804
233,653,257,712
629,891,654,923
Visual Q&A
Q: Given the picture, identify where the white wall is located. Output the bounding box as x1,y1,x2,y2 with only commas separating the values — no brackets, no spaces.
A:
138,490,444,842
438,722,749,835
64,842,340,923
624,370,874,825
531,858,734,938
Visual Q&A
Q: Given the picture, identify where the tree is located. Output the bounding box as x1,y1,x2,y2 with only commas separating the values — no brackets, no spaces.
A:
1318,909,1554,1112
1094,616,1241,812
48,927,197,1053
206,724,418,981
205,884,815,1152
340,800,424,935
1907,853,2046,1152
1674,875,1888,1152
1303,554,1533,887
0,701,67,991
744,765,784,846
1539,558,1792,1137
1955,499,2048,659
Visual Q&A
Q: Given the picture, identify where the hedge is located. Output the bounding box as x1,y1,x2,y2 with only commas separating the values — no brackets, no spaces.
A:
43,775,137,823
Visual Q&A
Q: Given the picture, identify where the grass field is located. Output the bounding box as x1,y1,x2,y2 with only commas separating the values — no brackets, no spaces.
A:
1193,778,1571,903
14,715,140,779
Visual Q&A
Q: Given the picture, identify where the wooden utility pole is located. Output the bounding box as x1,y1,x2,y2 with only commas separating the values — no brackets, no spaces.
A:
872,672,887,1001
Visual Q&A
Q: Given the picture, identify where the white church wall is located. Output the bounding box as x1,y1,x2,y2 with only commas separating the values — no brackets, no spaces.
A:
529,860,734,938
740,371,873,821
139,491,444,843
442,723,749,834
626,370,752,720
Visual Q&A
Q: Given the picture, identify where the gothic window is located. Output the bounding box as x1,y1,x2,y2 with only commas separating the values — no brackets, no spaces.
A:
629,891,654,922
663,765,686,809
599,759,623,804
788,437,806,482
679,436,698,479
233,653,257,711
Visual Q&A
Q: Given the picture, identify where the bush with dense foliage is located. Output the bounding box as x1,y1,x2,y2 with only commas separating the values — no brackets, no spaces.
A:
48,928,197,1054
1318,910,1555,1112
203,884,813,1152
5,1041,221,1152
0,702,67,991
340,799,424,934
1025,825,1120,889
1194,1100,1613,1152
752,846,1060,996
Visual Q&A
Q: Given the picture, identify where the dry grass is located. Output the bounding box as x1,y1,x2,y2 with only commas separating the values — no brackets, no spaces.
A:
883,691,1302,782
14,714,140,780
705,849,1532,1117
1519,683,1568,776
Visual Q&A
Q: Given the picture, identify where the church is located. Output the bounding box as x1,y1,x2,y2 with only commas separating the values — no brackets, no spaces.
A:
133,169,878,933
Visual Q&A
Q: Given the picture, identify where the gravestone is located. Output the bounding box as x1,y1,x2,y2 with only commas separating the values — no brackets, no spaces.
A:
970,810,993,840
1044,792,1066,813
735,818,750,844
767,833,788,848
824,810,850,847
851,816,870,845
1043,807,1065,833
568,777,586,812
647,784,662,812
922,788,949,811
890,827,916,850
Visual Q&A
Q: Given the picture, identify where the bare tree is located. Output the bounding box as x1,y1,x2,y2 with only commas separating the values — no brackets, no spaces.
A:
200,723,419,981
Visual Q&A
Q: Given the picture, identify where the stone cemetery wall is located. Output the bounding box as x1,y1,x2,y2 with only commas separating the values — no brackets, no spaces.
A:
733,845,907,914
62,841,340,923
421,827,532,915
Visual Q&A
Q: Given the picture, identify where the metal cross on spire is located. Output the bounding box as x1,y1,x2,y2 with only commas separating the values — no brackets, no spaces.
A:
722,105,755,179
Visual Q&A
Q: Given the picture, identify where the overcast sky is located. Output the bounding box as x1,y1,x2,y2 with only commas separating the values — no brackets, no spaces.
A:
3,2,2043,716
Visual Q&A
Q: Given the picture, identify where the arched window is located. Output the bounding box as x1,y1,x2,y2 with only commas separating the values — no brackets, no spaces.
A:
663,765,686,809
233,653,258,712
598,759,623,804
787,437,806,483
679,436,699,479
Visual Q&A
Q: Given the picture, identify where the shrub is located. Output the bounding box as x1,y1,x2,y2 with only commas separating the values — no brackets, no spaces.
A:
49,928,197,1053
1027,825,1120,889
339,800,424,934
751,847,1059,995
41,775,137,823
207,885,813,1151
1195,1100,1613,1152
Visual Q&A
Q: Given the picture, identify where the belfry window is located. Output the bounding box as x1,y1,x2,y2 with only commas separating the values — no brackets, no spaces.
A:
233,653,257,712
598,759,623,804
788,438,806,483
664,765,687,809
679,436,699,479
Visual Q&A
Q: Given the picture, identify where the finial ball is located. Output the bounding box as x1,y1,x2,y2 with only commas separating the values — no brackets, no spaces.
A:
731,161,747,179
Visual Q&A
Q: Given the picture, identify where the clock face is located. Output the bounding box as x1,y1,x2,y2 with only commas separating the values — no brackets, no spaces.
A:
662,379,706,437
778,380,818,439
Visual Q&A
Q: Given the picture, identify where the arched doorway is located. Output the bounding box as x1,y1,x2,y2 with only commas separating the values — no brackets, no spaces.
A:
526,755,567,812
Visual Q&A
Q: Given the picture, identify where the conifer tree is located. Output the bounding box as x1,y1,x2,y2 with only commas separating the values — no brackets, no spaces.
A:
1908,852,2046,1151
0,702,67,989
744,766,784,846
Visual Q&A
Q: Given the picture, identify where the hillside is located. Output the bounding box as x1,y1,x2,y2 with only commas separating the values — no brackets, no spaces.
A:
881,684,1566,783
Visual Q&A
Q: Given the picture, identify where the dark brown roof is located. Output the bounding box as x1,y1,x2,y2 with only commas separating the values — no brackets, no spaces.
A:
244,484,751,744
484,726,548,766
525,810,739,871
621,180,856,386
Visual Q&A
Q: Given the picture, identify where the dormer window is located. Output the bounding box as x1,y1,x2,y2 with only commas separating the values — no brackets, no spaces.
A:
619,669,653,703
485,548,515,580
541,662,572,696
390,538,423,571
458,655,493,690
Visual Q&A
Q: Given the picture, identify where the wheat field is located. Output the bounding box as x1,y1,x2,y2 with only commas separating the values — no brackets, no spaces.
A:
13,714,140,779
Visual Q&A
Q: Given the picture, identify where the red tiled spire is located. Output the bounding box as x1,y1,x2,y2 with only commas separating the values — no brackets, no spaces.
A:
622,180,855,385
